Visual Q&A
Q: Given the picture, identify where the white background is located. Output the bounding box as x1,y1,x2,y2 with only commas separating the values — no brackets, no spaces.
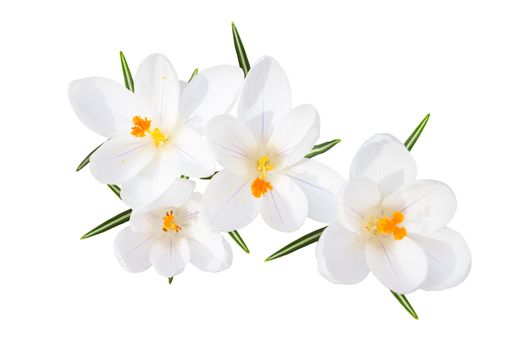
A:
1,0,523,348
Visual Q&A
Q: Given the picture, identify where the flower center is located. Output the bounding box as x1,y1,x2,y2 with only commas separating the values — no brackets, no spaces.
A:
363,211,407,240
251,155,274,198
131,116,167,147
162,210,181,233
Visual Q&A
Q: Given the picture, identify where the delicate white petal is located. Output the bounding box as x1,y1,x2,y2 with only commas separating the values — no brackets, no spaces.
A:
238,56,291,144
383,180,457,234
412,228,471,291
185,223,233,272
207,115,258,175
134,53,180,132
337,177,382,232
114,227,158,273
146,178,196,210
268,104,320,168
68,77,136,137
285,159,345,223
365,237,428,294
179,65,244,131
316,221,369,284
149,235,190,278
203,170,258,231
350,134,417,197
260,174,308,232
89,137,155,184
168,128,216,178
130,211,157,233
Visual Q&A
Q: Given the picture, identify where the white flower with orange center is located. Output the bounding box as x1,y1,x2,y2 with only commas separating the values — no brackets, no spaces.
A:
68,54,243,208
316,134,471,294
203,56,345,232
114,178,232,278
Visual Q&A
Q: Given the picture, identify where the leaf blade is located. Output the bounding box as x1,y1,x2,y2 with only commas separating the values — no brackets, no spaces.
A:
120,51,134,92
228,230,250,253
232,22,250,76
107,184,121,199
80,209,131,240
188,68,199,82
390,290,418,319
305,139,341,159
265,227,326,262
404,113,430,151
76,143,103,171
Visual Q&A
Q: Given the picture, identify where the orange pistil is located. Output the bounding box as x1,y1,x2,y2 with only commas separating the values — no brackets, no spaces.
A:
251,177,273,198
162,211,182,233
130,115,167,147
376,211,407,240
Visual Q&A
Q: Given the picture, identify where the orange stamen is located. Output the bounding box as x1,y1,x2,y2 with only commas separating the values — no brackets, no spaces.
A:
376,211,407,240
162,210,181,233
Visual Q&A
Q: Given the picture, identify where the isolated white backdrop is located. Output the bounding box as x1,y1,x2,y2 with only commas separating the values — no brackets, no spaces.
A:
1,0,523,348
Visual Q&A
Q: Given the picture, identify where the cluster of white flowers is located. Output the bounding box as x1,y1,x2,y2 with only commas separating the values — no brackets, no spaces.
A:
69,53,470,297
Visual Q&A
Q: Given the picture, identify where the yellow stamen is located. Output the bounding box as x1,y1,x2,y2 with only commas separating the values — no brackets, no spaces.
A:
251,155,275,198
162,210,181,233
130,116,167,147
376,211,407,240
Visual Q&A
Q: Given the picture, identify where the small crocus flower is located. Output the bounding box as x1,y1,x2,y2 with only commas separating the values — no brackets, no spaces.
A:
316,134,471,294
68,54,243,208
203,56,345,232
114,178,232,278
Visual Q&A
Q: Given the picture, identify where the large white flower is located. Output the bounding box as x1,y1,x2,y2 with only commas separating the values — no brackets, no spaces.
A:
316,134,471,294
114,178,232,278
68,53,243,208
203,56,345,232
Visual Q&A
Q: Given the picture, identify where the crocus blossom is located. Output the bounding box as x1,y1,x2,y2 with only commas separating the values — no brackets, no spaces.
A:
203,56,344,232
114,178,232,278
316,134,471,294
68,53,243,209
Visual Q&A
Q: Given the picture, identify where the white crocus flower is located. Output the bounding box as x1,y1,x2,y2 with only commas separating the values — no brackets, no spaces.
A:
68,53,243,208
114,178,232,278
203,56,345,232
316,134,471,294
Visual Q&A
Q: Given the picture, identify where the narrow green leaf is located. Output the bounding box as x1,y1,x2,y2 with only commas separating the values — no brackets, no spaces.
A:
120,51,134,92
265,227,326,262
76,143,103,171
228,230,250,253
390,290,418,319
232,22,251,76
188,68,199,82
200,171,218,180
107,184,121,199
404,113,430,151
305,139,341,159
80,209,132,240
168,277,173,284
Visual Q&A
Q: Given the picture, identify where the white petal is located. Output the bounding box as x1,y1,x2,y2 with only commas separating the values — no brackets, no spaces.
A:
68,77,136,137
284,159,345,223
365,237,428,294
114,227,158,273
185,225,233,272
202,170,258,231
120,147,183,209
179,65,244,131
207,115,258,175
238,56,291,144
412,228,471,291
149,235,190,278
350,134,417,197
260,174,308,232
129,211,157,233
383,180,457,233
268,104,320,168
146,178,196,210
337,177,382,232
167,128,216,178
134,54,180,132
89,136,155,184
316,221,369,284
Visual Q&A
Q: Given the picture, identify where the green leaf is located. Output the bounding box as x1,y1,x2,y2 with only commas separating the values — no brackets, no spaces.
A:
265,227,326,262
76,143,103,171
390,290,418,319
228,230,250,253
404,113,430,151
200,171,218,180
232,22,251,76
188,68,199,82
168,277,174,284
305,139,341,159
80,209,132,240
120,51,134,92
107,184,121,199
